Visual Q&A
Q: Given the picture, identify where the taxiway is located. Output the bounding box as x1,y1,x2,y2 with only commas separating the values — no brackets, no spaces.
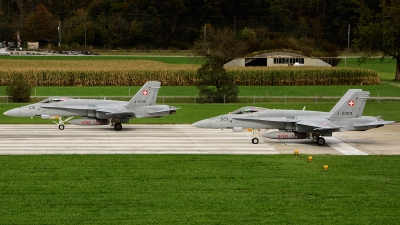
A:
0,124,398,155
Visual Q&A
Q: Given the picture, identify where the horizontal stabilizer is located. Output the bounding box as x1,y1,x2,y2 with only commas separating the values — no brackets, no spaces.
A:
353,121,395,128
148,110,170,114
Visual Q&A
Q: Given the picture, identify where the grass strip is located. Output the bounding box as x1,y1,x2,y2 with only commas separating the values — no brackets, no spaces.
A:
0,154,399,224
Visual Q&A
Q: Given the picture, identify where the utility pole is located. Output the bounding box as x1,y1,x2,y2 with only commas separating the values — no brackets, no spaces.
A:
234,16,236,37
58,21,61,46
347,24,350,52
85,18,87,52
204,23,206,50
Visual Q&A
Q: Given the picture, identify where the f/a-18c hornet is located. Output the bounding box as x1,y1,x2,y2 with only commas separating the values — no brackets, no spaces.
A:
3,81,176,131
193,89,394,145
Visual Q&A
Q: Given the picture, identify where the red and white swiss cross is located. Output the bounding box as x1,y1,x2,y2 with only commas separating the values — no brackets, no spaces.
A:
142,90,149,96
348,100,355,106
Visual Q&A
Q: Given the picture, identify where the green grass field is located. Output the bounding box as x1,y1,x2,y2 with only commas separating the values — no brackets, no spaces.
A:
1,83,399,97
337,57,397,82
1,155,399,224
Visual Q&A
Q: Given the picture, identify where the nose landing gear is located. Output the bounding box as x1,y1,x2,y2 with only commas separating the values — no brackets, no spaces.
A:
251,138,259,144
53,116,74,130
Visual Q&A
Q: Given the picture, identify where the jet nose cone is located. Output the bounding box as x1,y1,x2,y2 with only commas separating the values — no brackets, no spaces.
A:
3,108,21,117
192,119,212,128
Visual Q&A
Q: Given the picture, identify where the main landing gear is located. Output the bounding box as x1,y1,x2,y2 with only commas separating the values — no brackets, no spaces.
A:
310,133,327,146
316,137,325,146
110,119,123,131
114,122,122,131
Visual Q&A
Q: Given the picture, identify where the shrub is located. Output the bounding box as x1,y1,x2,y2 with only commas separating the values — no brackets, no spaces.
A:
6,75,32,102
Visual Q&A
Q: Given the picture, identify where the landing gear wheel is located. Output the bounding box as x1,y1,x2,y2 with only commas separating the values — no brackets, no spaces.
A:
317,137,325,146
59,124,65,130
114,122,122,131
252,138,259,144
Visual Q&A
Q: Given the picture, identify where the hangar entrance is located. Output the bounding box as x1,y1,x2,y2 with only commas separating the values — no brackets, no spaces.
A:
274,57,304,65
245,58,267,67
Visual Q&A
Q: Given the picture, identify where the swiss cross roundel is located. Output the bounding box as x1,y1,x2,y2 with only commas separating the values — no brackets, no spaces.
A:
348,100,355,106
142,90,149,96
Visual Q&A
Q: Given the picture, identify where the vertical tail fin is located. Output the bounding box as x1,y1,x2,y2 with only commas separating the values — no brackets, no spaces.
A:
329,89,369,119
127,81,161,108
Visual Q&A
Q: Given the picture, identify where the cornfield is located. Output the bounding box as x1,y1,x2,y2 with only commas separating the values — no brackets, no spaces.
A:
0,60,380,86
228,67,380,85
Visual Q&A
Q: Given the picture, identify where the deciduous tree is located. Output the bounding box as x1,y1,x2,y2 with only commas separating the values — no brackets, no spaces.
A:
23,4,56,41
355,0,400,80
193,27,248,103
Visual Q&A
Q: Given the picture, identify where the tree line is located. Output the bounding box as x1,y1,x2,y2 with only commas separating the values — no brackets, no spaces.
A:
0,0,386,51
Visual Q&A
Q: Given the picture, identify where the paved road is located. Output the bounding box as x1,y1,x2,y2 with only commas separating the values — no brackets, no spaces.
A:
0,124,398,155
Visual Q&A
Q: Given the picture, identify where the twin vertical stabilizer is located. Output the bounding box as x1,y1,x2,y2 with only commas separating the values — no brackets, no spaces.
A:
127,81,161,108
329,89,369,119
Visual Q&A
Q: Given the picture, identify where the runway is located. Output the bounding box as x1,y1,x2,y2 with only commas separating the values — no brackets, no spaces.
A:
0,124,399,155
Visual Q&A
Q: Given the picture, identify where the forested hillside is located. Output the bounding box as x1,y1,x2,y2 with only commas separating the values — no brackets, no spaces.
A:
0,0,383,51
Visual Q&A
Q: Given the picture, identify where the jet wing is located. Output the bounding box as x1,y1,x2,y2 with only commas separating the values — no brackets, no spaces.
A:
235,117,341,131
296,119,342,131
234,117,299,123
95,108,135,119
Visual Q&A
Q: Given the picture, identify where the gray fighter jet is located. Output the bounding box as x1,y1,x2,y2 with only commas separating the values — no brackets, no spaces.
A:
3,81,176,130
193,89,394,145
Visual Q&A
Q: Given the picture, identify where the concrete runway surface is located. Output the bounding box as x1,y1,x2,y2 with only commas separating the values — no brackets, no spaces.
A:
0,124,399,155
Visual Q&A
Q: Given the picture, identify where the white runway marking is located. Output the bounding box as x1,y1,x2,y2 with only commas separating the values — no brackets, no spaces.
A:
327,137,368,155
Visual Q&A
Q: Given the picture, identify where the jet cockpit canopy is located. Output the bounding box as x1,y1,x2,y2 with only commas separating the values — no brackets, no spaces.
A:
39,97,72,103
231,106,266,114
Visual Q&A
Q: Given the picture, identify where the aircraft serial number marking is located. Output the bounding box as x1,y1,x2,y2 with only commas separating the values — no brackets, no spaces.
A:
220,117,228,121
29,106,35,109
338,112,353,115
133,100,147,103
278,134,289,138
81,121,105,125
277,133,306,139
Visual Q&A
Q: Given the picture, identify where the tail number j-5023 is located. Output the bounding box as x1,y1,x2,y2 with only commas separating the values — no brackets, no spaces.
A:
337,112,353,116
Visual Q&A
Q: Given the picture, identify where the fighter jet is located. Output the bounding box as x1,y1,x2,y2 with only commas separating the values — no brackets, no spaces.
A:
192,89,394,145
3,81,176,130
